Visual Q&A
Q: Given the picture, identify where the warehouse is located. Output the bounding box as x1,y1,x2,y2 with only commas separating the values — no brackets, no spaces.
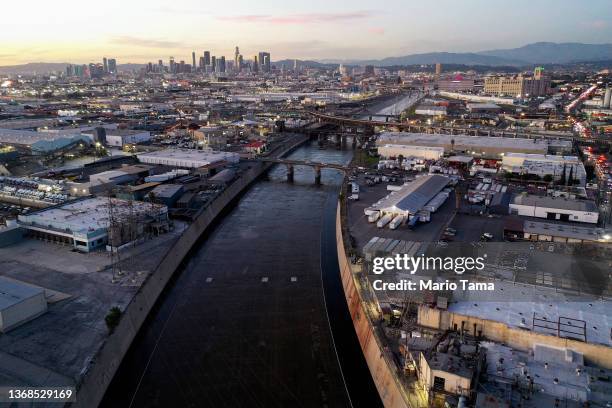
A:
377,144,444,161
377,132,551,156
504,219,610,243
0,128,91,154
0,276,47,332
149,184,184,207
501,153,587,185
509,194,599,224
97,129,151,147
370,175,450,217
137,149,240,169
18,197,168,252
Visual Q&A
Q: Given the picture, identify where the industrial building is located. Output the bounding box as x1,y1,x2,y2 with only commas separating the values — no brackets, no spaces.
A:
0,128,91,154
509,194,599,224
377,132,554,157
414,105,447,116
377,144,444,161
0,276,47,332
504,218,610,243
484,67,551,97
137,149,240,169
18,197,168,252
501,153,587,185
97,129,151,147
368,174,450,218
149,184,184,207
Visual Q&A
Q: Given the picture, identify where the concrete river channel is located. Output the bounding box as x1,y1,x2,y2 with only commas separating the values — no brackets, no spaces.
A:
101,140,383,407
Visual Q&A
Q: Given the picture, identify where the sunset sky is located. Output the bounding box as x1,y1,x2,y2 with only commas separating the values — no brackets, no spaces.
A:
2,0,611,65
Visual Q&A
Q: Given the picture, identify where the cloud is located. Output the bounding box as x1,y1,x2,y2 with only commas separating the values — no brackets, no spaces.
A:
582,20,609,30
367,27,385,35
217,11,372,25
109,36,183,49
152,6,210,16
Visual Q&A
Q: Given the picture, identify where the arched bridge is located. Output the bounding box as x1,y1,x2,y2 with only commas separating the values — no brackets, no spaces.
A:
258,157,351,184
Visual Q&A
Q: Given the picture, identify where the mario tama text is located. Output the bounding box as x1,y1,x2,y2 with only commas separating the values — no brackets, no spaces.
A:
371,279,495,292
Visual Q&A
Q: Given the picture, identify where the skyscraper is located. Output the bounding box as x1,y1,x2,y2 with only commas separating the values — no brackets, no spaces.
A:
217,56,226,73
258,52,271,73
192,51,196,70
211,56,216,71
252,56,259,73
435,63,442,77
234,46,240,72
203,51,211,66
103,57,108,74
108,58,117,74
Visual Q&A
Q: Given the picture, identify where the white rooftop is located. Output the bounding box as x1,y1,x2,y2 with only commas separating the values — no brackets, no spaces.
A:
137,148,239,168
0,276,44,311
449,280,611,346
18,197,167,235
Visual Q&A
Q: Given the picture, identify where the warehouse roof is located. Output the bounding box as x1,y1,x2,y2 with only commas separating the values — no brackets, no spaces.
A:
137,148,239,168
150,184,183,198
377,132,550,151
511,194,598,212
0,128,91,152
374,174,450,214
523,220,604,241
0,276,44,311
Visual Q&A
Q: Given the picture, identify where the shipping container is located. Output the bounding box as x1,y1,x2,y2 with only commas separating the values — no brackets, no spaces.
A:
377,214,393,228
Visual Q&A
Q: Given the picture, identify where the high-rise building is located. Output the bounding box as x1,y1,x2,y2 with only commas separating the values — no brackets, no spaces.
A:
258,52,271,73
252,56,259,73
158,59,164,72
199,56,205,70
66,64,74,77
192,51,196,70
103,57,108,73
602,86,612,109
364,65,375,77
89,63,104,79
108,58,117,74
435,63,442,77
234,46,240,72
217,56,226,73
211,56,216,71
203,51,211,66
169,57,176,74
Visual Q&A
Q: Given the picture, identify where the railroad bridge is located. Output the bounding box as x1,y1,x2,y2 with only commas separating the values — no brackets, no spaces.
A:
305,110,612,145
258,157,350,184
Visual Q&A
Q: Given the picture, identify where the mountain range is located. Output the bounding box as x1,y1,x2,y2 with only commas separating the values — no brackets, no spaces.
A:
317,42,612,67
1,42,611,74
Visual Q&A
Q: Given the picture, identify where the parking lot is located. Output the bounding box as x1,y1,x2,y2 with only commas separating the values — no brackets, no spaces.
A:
347,173,457,251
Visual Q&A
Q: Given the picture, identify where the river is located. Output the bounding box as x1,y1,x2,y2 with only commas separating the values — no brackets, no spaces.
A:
101,140,382,408
360,90,424,119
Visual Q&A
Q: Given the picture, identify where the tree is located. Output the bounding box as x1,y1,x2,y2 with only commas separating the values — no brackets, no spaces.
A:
543,174,553,183
105,306,122,333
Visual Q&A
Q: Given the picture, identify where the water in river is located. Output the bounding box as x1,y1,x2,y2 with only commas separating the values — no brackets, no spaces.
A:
101,140,382,408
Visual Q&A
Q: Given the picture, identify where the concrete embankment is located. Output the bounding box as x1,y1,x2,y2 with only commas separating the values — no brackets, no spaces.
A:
335,202,411,408
74,134,308,408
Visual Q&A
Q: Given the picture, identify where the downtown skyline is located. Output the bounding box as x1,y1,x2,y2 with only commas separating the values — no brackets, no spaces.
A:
2,0,612,65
